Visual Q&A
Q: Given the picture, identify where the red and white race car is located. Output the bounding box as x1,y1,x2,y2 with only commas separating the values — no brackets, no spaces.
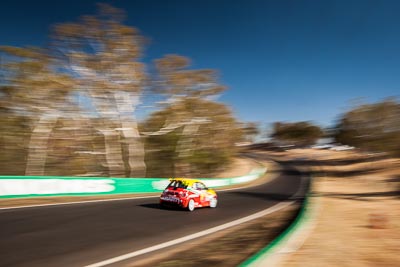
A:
159,178,218,211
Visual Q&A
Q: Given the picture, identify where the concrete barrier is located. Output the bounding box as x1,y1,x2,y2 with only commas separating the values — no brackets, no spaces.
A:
0,168,267,199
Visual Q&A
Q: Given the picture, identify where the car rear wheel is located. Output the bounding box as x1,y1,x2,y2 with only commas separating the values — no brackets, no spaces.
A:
187,199,195,212
210,198,217,208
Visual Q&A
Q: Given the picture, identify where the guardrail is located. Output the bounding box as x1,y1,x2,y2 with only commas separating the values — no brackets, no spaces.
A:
0,167,266,199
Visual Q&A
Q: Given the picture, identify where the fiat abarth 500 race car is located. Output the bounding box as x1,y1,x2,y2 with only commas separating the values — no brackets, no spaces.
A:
159,178,218,211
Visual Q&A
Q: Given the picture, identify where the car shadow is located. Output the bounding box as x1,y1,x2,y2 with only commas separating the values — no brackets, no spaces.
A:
139,203,161,209
139,203,188,211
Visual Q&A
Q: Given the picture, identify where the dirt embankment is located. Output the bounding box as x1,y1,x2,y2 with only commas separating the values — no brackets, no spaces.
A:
274,149,400,267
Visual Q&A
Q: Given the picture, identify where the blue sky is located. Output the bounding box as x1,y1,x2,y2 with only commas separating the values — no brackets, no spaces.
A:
1,0,399,127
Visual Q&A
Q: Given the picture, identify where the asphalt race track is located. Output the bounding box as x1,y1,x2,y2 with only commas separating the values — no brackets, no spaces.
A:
0,155,308,267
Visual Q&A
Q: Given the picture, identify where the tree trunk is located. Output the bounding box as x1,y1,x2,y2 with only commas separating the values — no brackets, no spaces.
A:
89,92,127,177
174,123,200,176
25,114,59,176
114,91,146,177
119,121,146,177
98,129,125,177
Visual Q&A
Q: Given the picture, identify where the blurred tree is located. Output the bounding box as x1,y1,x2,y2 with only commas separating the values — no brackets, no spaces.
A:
143,55,236,176
51,3,147,177
334,99,400,156
271,121,323,147
0,4,245,178
142,98,242,177
154,55,226,99
44,117,109,177
0,113,31,175
0,46,75,175
240,122,260,143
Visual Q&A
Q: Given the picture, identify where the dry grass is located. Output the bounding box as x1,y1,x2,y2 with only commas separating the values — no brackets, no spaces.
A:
281,149,400,267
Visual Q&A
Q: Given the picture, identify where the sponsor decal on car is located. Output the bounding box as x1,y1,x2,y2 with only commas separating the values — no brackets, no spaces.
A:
159,178,218,211
160,196,181,203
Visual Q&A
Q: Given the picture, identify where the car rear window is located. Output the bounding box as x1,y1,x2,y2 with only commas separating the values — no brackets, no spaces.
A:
168,180,188,189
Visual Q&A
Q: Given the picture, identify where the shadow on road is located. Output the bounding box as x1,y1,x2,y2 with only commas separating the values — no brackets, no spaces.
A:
139,203,161,209
139,203,189,211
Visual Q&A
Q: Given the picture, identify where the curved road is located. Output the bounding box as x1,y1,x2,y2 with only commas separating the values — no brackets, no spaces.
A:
0,155,307,267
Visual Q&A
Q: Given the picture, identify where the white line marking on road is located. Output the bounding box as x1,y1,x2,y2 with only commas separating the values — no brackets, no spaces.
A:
84,200,295,267
0,169,271,211
0,195,159,211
